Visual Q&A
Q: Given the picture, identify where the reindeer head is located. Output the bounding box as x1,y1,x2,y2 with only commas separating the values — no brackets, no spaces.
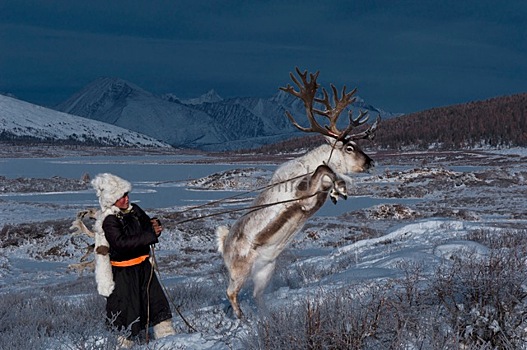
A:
322,136,374,173
280,67,379,174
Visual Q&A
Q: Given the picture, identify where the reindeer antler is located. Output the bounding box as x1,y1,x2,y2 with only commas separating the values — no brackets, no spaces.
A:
280,67,379,142
280,68,330,135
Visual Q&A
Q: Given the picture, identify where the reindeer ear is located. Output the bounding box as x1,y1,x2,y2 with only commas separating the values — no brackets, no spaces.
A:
324,136,343,148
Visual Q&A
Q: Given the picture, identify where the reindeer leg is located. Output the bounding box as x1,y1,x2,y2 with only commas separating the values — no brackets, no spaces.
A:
224,256,253,319
310,165,348,204
252,259,276,316
227,275,246,319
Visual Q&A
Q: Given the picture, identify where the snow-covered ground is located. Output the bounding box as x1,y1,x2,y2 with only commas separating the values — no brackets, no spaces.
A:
1,147,526,349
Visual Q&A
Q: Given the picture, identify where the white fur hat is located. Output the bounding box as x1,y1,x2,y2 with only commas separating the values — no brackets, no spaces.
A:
91,173,132,210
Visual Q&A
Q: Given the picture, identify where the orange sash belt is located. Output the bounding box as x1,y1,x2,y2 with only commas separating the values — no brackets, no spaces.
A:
110,254,149,267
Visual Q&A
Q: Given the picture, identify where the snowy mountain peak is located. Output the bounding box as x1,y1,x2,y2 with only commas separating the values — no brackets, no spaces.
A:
270,89,297,105
89,77,150,94
161,93,181,103
54,77,154,121
0,94,170,147
179,89,224,105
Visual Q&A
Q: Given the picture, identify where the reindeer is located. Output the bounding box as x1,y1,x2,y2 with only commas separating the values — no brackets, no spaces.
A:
216,68,379,318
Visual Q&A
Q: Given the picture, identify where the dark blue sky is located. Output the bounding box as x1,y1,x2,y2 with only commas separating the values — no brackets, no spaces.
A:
1,0,526,113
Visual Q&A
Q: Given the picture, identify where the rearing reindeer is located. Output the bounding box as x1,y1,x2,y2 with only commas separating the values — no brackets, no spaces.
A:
216,68,379,318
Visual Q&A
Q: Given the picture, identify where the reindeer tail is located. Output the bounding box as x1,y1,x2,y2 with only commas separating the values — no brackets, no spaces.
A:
216,226,229,254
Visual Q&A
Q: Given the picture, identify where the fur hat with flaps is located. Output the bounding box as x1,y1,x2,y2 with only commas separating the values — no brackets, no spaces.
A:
91,173,132,210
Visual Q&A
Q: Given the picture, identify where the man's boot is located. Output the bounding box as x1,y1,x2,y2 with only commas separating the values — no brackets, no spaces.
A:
153,319,176,339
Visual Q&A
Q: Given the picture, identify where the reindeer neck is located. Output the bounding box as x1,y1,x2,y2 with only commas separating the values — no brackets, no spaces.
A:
297,143,337,168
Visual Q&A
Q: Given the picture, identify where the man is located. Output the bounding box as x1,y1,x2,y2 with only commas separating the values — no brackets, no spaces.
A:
91,173,175,347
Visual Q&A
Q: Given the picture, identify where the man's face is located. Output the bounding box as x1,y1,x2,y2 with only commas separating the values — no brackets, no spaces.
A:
114,192,129,209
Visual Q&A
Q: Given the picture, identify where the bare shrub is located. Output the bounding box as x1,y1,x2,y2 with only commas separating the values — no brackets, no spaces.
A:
246,285,399,349
433,238,527,349
0,289,120,350
467,228,527,250
244,229,527,349
165,277,226,311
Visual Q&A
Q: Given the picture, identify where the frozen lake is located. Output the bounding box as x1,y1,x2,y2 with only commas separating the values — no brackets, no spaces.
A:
0,155,415,221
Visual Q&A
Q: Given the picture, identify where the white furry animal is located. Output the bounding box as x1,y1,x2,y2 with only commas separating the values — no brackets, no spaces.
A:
69,173,133,297
216,68,379,318
68,208,97,273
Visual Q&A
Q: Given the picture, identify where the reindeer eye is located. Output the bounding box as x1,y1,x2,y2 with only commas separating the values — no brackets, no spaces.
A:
345,145,355,153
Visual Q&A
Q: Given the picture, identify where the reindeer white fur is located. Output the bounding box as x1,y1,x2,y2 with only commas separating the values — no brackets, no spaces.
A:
217,68,379,318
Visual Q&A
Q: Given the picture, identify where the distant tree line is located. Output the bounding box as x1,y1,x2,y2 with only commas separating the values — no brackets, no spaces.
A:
247,134,323,154
375,93,527,150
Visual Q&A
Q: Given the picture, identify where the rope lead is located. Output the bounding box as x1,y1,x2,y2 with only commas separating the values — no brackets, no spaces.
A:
149,245,198,333
150,159,338,331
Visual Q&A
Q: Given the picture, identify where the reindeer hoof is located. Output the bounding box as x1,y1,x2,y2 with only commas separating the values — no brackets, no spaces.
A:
223,303,243,320
330,188,347,204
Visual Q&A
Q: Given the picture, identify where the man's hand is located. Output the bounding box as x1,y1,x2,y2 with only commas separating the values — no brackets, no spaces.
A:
151,218,163,236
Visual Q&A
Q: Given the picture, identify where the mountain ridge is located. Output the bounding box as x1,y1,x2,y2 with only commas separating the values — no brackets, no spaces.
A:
54,77,397,150
0,94,171,148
